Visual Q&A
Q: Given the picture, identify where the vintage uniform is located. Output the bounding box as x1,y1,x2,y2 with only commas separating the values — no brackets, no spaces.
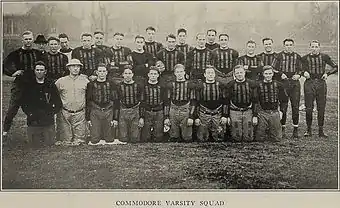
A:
195,80,227,142
212,47,239,84
2,48,43,133
71,47,104,77
237,54,264,80
59,48,73,62
257,52,279,80
165,80,196,142
186,48,216,80
21,78,62,146
115,81,144,143
44,51,69,82
205,42,220,51
156,48,185,82
55,74,90,144
93,44,111,66
127,51,155,83
255,80,288,141
144,41,163,57
302,53,338,134
107,46,132,82
176,43,194,64
226,79,258,142
140,82,170,142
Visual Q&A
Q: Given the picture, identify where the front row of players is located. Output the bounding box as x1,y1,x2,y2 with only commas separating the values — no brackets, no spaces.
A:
21,58,291,146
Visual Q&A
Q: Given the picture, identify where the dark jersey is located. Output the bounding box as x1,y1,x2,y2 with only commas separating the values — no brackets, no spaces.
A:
143,41,163,57
205,42,220,51
44,52,69,81
107,46,132,77
213,48,239,74
140,82,169,118
71,47,104,77
302,53,338,79
127,51,155,77
156,49,185,75
186,48,216,80
176,44,194,64
272,51,303,78
237,54,264,80
257,80,288,111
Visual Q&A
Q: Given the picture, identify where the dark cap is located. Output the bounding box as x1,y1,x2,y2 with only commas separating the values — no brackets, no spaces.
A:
34,34,48,44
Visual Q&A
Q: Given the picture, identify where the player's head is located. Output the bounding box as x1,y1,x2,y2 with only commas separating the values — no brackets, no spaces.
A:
219,33,229,48
48,37,60,53
135,35,145,50
96,63,108,80
283,38,294,53
206,29,217,44
148,66,160,82
233,65,246,82
204,65,216,82
81,33,93,48
196,33,206,48
113,32,124,48
246,40,256,55
22,31,34,48
58,33,70,50
166,34,177,50
122,65,134,82
262,38,273,53
174,64,186,81
177,28,187,44
309,40,320,55
262,65,274,82
34,61,47,80
34,34,48,51
94,31,104,46
146,26,156,42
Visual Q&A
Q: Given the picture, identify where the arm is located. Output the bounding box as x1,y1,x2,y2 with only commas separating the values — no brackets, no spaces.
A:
232,50,239,69
3,51,19,77
50,83,63,114
324,54,338,76
85,82,92,121
278,82,288,113
251,82,259,117
162,85,171,119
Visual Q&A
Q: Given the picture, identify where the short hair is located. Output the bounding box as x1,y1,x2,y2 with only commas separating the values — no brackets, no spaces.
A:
283,38,294,45
97,63,107,69
310,40,320,46
94,31,104,36
246,40,256,45
233,64,245,72
81,33,92,39
166,34,176,41
262,65,274,72
48,36,60,43
177,28,187,35
146,26,156,32
135,35,145,41
113,32,124,37
149,66,160,74
207,29,217,35
58,33,69,40
196,33,205,40
35,60,46,68
22,31,33,37
174,64,185,72
262,37,273,44
124,65,133,70
205,65,216,72
219,33,229,39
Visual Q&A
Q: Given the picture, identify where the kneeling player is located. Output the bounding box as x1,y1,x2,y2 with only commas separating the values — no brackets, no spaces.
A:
226,65,258,142
165,64,196,142
255,66,288,142
195,66,228,142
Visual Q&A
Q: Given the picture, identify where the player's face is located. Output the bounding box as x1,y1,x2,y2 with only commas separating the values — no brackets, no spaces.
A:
207,31,216,44
49,40,60,53
167,37,176,50
234,68,246,81
263,40,273,52
146,30,155,42
178,32,186,44
284,41,294,53
135,38,145,50
263,69,274,82
204,68,216,82
94,33,104,46
59,38,69,50
122,68,134,81
174,67,186,80
148,69,159,82
310,42,320,54
96,66,108,80
219,35,229,48
246,43,256,55
68,65,81,75
34,65,47,79
113,35,123,47
196,35,206,48
81,36,93,48
22,34,34,48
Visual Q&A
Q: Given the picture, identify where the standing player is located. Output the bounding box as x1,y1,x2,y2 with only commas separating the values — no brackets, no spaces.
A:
194,66,228,142
255,66,288,142
225,65,258,142
257,38,279,80
237,40,264,81
93,30,111,65
115,66,144,143
272,38,303,139
302,40,338,138
71,33,104,80
34,34,48,55
205,29,220,51
2,31,44,137
176,28,194,64
45,37,69,82
186,33,216,80
58,33,73,61
144,26,163,57
156,34,185,83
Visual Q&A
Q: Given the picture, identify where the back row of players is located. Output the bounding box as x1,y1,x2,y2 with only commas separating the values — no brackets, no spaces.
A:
2,27,338,145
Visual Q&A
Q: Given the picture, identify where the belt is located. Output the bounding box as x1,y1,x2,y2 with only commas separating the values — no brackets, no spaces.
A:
92,103,113,111
120,102,140,109
145,104,163,112
63,107,84,113
230,102,252,112
199,104,222,115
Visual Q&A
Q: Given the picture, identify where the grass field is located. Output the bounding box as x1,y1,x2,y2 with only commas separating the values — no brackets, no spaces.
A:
1,76,338,189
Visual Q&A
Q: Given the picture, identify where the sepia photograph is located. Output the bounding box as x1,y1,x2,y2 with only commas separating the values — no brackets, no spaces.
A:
1,1,338,190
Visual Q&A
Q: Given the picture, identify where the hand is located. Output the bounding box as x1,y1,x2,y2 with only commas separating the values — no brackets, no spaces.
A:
252,117,258,126
244,65,249,70
145,63,149,68
138,118,144,128
110,120,118,127
156,61,165,73
89,75,97,81
279,111,283,120
281,73,288,80
110,61,116,66
321,73,328,80
164,118,171,126
226,117,231,126
187,118,194,126
292,74,301,81
303,71,310,79
220,117,227,125
119,61,129,65
194,118,201,126
87,121,92,127
12,70,24,77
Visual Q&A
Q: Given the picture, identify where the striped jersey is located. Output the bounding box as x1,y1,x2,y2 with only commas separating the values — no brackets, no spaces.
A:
196,81,227,115
257,52,277,66
186,48,216,80
44,52,68,81
213,47,239,74
257,80,288,111
71,47,104,77
143,41,163,57
115,81,143,119
302,53,338,79
237,54,264,80
59,48,72,62
176,44,194,64
107,46,132,76
127,51,155,77
140,82,169,117
156,48,185,75
272,51,303,78
205,42,220,51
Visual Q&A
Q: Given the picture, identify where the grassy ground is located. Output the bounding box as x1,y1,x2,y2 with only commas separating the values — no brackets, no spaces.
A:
1,76,338,189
